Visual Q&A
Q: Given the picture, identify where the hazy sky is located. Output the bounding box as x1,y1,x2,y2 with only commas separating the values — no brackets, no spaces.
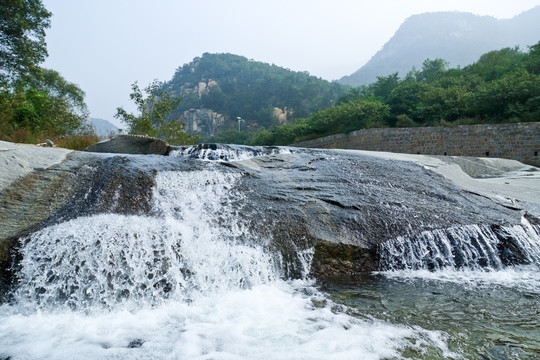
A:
42,0,540,126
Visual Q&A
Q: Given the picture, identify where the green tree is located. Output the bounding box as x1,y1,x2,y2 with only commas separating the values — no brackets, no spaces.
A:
0,0,92,145
336,86,365,105
525,41,540,75
0,70,88,139
415,58,449,83
115,80,198,145
0,0,51,86
369,72,400,101
465,47,525,81
207,129,251,144
470,69,540,121
418,84,470,123
388,80,430,122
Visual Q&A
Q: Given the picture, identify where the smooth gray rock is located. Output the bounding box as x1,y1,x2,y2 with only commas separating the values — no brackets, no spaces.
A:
84,135,171,155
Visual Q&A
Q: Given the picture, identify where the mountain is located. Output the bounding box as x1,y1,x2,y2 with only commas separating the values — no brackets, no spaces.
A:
339,6,540,86
88,118,119,138
163,53,348,137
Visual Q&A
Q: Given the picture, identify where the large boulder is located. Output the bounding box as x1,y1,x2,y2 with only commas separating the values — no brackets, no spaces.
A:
84,135,171,155
231,150,526,280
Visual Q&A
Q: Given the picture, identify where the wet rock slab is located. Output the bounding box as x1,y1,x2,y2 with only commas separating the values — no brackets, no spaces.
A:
0,145,532,298
232,150,524,279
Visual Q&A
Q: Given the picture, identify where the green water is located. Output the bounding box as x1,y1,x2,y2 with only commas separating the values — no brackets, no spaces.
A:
323,271,540,359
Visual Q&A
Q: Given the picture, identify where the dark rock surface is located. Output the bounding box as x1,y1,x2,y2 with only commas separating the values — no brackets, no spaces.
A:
84,135,171,155
232,150,523,280
0,146,530,299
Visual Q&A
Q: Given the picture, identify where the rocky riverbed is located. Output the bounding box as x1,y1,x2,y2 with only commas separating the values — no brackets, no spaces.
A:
1,138,539,299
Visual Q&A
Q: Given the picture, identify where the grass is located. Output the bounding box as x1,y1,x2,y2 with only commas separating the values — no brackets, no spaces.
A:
51,133,100,150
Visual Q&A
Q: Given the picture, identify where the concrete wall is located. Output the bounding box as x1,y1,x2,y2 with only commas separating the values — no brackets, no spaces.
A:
293,122,540,167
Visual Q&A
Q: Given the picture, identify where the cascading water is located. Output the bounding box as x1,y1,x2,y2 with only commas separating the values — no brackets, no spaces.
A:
378,219,540,293
379,220,540,271
13,170,279,311
2,145,540,359
0,162,454,360
170,143,293,161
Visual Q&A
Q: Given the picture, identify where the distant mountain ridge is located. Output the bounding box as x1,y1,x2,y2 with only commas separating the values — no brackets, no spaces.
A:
88,118,119,138
339,6,540,86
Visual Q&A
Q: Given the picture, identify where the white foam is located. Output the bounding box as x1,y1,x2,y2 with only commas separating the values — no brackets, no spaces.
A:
0,282,455,360
170,145,292,161
378,265,540,293
379,221,540,272
1,167,457,359
14,170,279,310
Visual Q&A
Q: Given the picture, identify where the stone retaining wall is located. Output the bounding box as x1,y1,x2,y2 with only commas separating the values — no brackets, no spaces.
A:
293,122,540,167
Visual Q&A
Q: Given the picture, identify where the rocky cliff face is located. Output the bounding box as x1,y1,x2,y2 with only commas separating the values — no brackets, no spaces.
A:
180,108,226,136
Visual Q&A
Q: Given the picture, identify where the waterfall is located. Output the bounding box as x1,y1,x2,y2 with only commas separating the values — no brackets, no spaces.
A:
170,143,293,161
3,145,539,359
379,219,540,280
13,168,282,311
0,161,462,359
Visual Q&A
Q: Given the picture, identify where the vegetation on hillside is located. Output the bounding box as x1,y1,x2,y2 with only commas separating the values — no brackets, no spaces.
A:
251,43,540,146
164,53,347,129
115,80,198,145
0,0,93,147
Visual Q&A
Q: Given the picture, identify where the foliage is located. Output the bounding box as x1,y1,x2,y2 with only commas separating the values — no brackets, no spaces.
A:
338,8,540,86
164,53,347,131
465,47,526,81
250,99,389,145
200,129,252,145
414,59,449,83
351,43,540,126
0,0,51,87
470,69,540,121
0,70,89,142
0,1,92,144
53,132,100,150
115,80,198,145
253,41,540,146
395,114,418,127
525,42,540,75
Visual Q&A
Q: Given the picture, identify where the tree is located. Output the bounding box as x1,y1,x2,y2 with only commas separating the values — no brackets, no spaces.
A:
0,70,88,139
0,0,92,144
470,69,540,120
525,41,540,75
115,80,198,145
388,81,430,122
466,47,525,81
369,72,400,101
0,0,51,87
336,86,365,105
415,58,448,83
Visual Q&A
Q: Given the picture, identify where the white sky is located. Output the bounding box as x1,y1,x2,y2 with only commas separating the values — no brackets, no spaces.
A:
42,0,540,126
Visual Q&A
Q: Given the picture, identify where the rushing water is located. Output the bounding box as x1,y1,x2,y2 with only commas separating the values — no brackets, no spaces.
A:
1,148,539,359
170,143,293,161
0,164,454,360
